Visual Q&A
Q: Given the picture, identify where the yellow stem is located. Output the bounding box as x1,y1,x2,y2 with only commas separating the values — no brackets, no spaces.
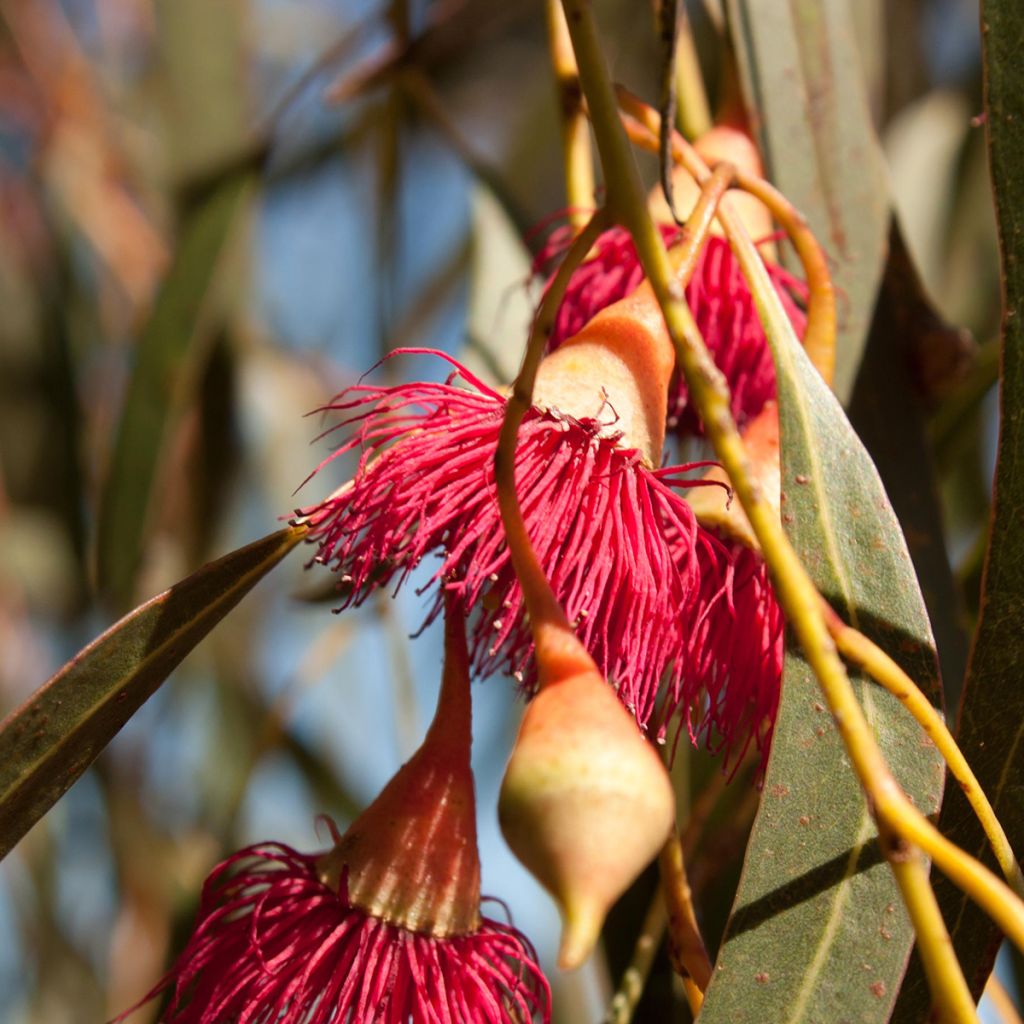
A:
671,4,712,140
604,891,668,1024
546,0,595,229
494,208,609,635
616,89,836,387
884,839,979,1023
557,3,1007,1020
985,973,1024,1024
495,156,729,633
824,601,1024,901
659,828,713,993
681,976,704,1017
666,163,735,278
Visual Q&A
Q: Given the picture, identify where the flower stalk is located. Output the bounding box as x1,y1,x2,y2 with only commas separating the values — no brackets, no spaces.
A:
615,88,836,386
659,828,712,996
495,204,679,968
821,599,1024,900
546,0,595,230
604,892,668,1024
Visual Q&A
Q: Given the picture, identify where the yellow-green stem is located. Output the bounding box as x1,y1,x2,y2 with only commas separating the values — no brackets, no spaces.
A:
670,4,711,140
884,842,979,1023
616,87,1022,912
659,829,713,993
494,208,609,632
558,2,999,1019
616,90,836,386
604,891,668,1024
824,601,1024,901
547,0,595,229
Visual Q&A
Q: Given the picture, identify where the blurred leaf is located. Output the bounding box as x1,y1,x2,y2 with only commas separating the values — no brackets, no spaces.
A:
187,333,242,565
895,0,1024,1009
846,0,885,125
726,0,891,400
699,292,944,1021
930,339,999,461
97,171,255,609
460,185,535,387
0,526,304,862
884,90,972,301
159,0,248,181
0,228,86,613
881,0,929,119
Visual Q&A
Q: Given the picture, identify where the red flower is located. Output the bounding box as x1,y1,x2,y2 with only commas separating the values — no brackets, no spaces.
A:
117,607,551,1024
301,351,723,737
115,843,548,1024
537,224,807,436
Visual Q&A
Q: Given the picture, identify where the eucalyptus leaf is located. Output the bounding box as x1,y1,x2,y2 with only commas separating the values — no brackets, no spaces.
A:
698,279,944,1021
0,527,304,862
725,0,891,400
894,0,1024,1010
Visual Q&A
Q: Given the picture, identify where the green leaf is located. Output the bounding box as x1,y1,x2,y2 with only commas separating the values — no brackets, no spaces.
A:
0,527,304,862
725,0,891,401
894,0,1024,1010
697,281,944,1019
97,170,255,609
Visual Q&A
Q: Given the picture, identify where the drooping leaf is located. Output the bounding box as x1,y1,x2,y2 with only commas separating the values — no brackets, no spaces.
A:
698,280,944,1020
894,0,1024,1010
725,0,891,400
97,170,255,610
0,527,305,862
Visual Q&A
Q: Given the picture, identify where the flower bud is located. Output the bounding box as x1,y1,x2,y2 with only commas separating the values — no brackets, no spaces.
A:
648,123,776,257
498,625,676,970
317,606,480,937
533,280,674,464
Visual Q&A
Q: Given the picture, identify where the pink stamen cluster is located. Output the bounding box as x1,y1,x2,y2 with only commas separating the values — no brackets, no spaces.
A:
302,351,782,763
117,843,550,1024
536,225,807,436
687,536,784,773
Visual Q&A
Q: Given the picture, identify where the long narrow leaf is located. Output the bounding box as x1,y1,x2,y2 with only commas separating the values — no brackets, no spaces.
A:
725,0,890,400
0,526,304,861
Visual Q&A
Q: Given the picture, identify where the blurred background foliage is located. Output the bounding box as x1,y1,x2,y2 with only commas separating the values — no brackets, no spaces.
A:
0,0,1006,1021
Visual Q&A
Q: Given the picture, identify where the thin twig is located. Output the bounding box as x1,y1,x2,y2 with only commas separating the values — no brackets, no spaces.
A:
660,829,713,993
619,90,1023,906
615,91,836,386
546,0,595,229
985,972,1024,1024
604,892,668,1024
822,599,1024,900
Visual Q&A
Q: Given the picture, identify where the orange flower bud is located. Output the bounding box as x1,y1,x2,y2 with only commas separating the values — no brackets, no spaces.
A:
648,123,777,257
533,279,674,465
498,623,675,970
